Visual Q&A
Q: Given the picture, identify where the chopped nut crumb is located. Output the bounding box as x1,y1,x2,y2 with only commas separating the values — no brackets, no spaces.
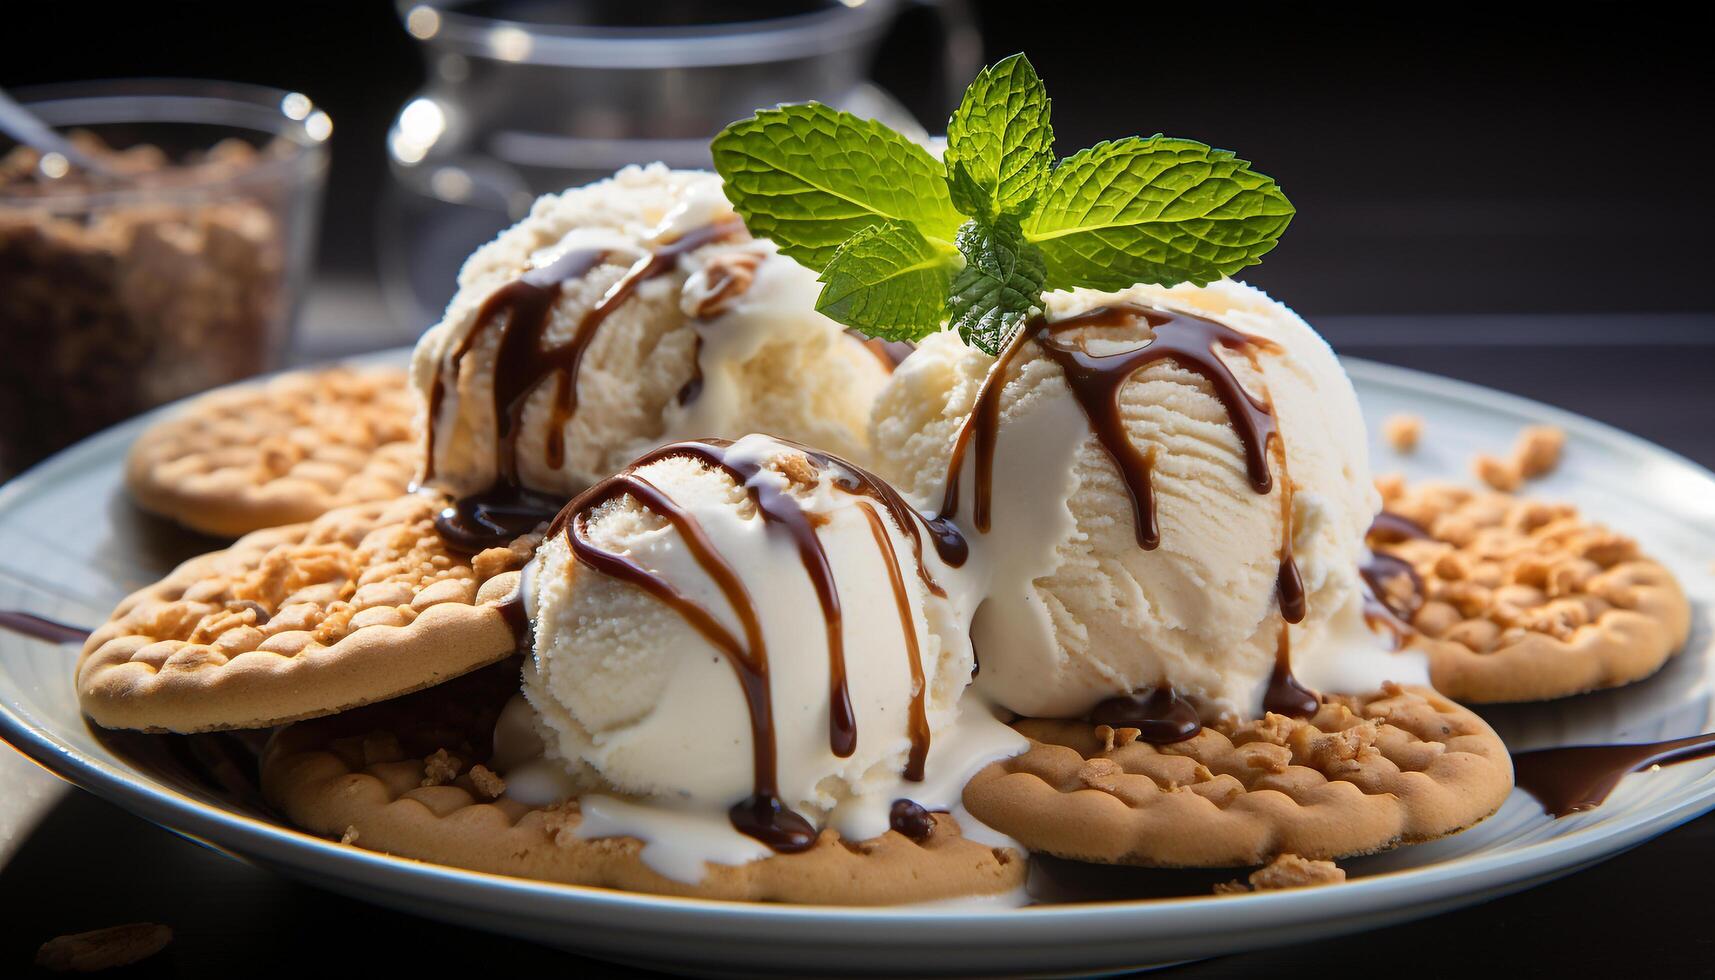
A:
1512,424,1566,479
1216,853,1347,894
1382,414,1423,453
468,763,507,800
685,248,763,319
1375,472,1407,504
1472,453,1522,492
774,453,819,488
1250,853,1347,890
420,748,463,787
340,825,360,845
1212,880,1251,895
35,923,173,972
1076,758,1123,793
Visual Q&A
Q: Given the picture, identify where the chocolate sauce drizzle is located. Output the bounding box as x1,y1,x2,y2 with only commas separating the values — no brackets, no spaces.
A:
858,335,916,372
1360,512,1430,646
1088,687,1201,744
887,798,935,839
937,304,1315,725
0,611,91,644
425,219,747,553
548,438,948,850
1368,510,1431,545
1513,733,1715,816
860,503,931,780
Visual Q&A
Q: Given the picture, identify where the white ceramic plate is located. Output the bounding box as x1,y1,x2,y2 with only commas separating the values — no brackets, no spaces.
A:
1,353,1711,978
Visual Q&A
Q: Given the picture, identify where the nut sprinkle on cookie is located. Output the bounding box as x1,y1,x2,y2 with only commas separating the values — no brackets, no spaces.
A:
126,366,417,537
1370,481,1690,703
77,494,531,733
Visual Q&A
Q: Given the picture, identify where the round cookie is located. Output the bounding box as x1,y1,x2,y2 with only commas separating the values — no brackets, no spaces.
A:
77,494,531,733
1372,481,1691,703
126,366,418,538
260,664,1026,905
962,685,1512,868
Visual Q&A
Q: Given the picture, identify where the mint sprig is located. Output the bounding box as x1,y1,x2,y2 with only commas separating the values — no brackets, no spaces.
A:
815,221,957,340
711,102,962,270
944,54,1053,219
712,53,1294,355
948,216,1045,353
1025,137,1295,291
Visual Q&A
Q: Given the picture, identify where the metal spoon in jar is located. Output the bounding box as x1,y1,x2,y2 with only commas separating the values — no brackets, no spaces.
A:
0,87,120,179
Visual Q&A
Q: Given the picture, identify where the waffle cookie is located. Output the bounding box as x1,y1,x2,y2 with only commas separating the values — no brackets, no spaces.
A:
962,685,1512,868
126,366,417,537
1372,481,1691,703
261,663,1026,905
77,494,530,733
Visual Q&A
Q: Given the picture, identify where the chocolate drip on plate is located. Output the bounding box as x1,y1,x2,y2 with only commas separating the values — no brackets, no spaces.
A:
1514,733,1715,816
1087,687,1201,744
0,611,91,644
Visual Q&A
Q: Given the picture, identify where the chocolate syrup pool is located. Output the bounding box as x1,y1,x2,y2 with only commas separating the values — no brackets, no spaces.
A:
1513,734,1715,816
0,611,89,644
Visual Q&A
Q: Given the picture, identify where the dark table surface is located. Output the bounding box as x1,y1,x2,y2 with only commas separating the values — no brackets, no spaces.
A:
4,311,1713,978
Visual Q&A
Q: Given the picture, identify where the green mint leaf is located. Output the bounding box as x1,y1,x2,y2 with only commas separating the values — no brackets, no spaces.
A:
712,103,963,271
1023,135,1294,290
947,216,1047,355
814,220,958,341
944,53,1053,219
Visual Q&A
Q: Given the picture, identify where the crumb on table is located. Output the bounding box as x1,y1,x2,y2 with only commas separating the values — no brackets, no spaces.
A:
1472,453,1523,492
1513,424,1566,479
1215,853,1347,894
35,923,173,972
1383,414,1423,453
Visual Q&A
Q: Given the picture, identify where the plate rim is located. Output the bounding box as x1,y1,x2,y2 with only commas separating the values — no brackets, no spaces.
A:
1,352,1713,939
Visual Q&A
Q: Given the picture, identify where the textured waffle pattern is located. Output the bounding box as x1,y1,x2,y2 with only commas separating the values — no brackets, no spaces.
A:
126,366,418,537
77,495,529,733
962,685,1512,868
1376,480,1690,702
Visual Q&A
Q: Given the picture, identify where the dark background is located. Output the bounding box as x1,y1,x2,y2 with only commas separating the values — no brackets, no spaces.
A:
3,1,1712,318
3,3,1714,977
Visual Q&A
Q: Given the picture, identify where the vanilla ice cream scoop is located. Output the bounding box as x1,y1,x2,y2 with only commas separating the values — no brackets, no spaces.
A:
515,434,1022,880
409,165,890,547
872,279,1425,723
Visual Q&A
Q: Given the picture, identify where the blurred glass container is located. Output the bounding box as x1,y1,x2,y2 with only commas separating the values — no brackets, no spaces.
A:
0,80,329,479
382,0,977,333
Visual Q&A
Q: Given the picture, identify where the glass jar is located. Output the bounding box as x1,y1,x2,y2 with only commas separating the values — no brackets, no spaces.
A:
0,80,329,479
380,0,976,333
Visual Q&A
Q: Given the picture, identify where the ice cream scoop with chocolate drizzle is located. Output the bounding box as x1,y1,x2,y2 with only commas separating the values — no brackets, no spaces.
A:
499,434,1023,882
408,164,893,552
872,279,1427,732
